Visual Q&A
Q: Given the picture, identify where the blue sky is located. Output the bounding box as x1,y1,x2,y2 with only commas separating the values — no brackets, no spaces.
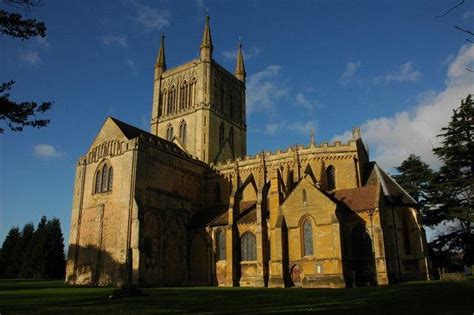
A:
1,0,473,245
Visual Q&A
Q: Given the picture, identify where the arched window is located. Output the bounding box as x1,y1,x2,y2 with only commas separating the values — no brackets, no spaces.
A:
166,124,173,141
101,164,109,192
215,183,221,204
219,122,225,146
326,165,336,190
216,229,226,261
302,189,307,205
107,167,113,191
229,91,234,119
95,169,102,193
179,121,187,144
229,127,234,149
302,219,313,256
168,86,176,114
403,214,412,255
241,232,256,261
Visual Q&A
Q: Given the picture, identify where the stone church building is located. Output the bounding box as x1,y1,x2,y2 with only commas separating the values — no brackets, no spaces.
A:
66,17,429,288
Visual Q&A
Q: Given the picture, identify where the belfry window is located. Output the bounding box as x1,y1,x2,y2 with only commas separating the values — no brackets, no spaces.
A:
302,219,314,256
219,122,225,146
179,121,187,144
216,229,226,261
241,232,256,261
302,189,307,205
326,165,336,190
229,127,234,149
167,124,173,141
94,162,113,194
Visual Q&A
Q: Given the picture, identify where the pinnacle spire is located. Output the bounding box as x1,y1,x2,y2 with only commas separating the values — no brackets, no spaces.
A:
200,14,213,60
155,34,166,75
235,38,246,81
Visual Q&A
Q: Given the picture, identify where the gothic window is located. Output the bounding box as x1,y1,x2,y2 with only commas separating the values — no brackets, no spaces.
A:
219,122,225,146
179,120,187,144
229,127,234,149
326,165,336,190
302,189,307,205
107,167,113,191
144,237,152,257
403,214,412,255
215,183,221,203
216,229,226,261
94,162,113,193
229,91,234,119
302,219,314,256
166,124,173,141
220,85,225,113
241,232,256,261
101,164,108,192
168,86,176,114
95,169,102,193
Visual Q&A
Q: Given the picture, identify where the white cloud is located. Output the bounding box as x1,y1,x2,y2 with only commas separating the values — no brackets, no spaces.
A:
19,50,40,66
131,2,170,29
340,61,361,82
259,120,316,136
100,35,128,47
222,46,261,60
372,61,421,84
295,92,320,111
332,44,474,170
33,144,64,159
246,65,289,114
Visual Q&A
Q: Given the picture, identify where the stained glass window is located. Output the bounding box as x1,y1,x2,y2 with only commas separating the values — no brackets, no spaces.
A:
241,232,256,261
303,219,314,256
217,229,226,261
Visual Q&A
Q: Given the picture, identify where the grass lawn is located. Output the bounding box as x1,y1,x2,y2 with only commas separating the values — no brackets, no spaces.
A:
0,279,473,314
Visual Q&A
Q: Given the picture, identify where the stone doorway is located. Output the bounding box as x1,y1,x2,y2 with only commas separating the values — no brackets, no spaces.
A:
290,264,302,287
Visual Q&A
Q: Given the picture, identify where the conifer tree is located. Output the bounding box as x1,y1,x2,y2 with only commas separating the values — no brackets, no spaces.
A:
19,223,36,278
430,95,474,265
0,227,22,277
44,218,65,278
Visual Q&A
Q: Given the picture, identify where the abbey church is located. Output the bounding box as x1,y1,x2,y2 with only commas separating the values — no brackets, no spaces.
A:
66,17,429,288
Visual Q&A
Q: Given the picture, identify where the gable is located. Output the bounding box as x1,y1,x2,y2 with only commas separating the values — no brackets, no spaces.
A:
88,117,131,151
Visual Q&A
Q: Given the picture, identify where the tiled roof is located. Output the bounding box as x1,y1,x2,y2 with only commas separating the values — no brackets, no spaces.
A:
332,185,378,211
190,205,228,227
237,201,257,224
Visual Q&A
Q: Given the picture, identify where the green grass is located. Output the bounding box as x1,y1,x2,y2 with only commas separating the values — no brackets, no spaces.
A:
0,279,473,314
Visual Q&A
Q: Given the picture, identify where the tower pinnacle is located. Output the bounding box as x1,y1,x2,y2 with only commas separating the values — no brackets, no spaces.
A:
155,34,166,77
200,14,213,61
235,39,246,82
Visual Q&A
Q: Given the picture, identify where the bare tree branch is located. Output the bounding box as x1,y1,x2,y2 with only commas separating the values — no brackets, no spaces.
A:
465,68,474,73
436,0,465,19
455,25,474,36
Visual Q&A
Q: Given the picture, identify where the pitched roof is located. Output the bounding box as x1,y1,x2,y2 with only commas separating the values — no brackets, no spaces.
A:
365,162,417,205
190,205,228,227
237,201,257,224
332,185,378,211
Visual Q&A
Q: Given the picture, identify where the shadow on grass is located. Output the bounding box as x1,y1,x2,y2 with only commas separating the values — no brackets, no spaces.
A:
0,279,473,314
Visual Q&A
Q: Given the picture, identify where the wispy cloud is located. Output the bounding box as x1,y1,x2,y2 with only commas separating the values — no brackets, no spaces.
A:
130,2,170,29
222,46,261,61
295,92,321,111
371,61,421,84
246,65,289,114
340,61,361,83
33,144,65,159
258,120,316,136
35,36,50,48
19,50,40,66
332,44,474,170
100,35,128,47
462,11,474,19
127,59,138,75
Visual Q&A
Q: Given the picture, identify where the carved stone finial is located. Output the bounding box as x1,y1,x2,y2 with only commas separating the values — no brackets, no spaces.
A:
352,127,361,140
310,128,315,145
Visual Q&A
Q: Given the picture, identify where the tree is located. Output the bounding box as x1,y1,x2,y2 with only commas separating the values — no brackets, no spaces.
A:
0,0,52,134
393,154,436,216
0,227,22,277
19,222,36,278
43,218,65,278
430,95,474,265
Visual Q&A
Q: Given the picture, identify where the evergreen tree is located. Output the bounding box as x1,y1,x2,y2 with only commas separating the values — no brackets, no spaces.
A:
44,218,65,278
431,95,474,265
0,227,22,277
19,223,36,278
393,154,436,218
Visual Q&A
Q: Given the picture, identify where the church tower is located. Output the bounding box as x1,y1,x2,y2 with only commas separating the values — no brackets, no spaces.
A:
150,15,247,163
